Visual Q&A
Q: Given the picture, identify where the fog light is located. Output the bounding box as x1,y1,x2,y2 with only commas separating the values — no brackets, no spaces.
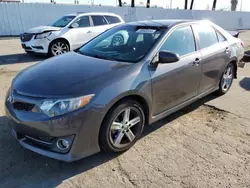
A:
56,139,70,150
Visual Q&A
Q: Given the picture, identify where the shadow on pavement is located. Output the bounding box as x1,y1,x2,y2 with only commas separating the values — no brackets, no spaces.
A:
142,93,219,137
0,93,219,188
239,77,250,91
0,53,46,65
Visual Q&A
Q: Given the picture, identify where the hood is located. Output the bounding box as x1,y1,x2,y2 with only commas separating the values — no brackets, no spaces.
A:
26,26,61,34
13,52,133,98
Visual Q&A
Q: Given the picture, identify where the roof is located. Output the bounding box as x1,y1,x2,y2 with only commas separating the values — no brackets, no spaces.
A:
128,19,195,27
66,12,120,17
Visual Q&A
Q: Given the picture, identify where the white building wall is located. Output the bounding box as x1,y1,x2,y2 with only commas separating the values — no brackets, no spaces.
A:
0,3,249,36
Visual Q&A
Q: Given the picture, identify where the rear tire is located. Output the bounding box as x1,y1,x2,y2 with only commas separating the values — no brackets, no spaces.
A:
217,63,234,95
99,100,145,153
111,34,124,47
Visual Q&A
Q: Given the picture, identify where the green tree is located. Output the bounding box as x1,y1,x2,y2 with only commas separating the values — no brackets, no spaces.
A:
118,0,122,6
231,0,238,11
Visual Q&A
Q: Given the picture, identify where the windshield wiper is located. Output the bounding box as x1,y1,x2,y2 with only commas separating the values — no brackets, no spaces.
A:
92,54,118,61
76,50,126,62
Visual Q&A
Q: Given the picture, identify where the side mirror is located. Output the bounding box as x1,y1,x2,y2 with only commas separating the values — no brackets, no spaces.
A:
70,22,79,28
158,51,180,64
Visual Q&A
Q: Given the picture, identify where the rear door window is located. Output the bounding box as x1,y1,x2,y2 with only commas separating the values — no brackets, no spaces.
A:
91,15,108,26
192,24,219,49
104,16,121,24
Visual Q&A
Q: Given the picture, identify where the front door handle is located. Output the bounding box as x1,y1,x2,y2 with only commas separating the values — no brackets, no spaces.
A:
193,58,201,66
225,47,230,54
87,30,92,34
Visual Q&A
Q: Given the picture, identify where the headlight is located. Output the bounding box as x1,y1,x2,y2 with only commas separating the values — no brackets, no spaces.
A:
38,94,95,117
35,32,52,39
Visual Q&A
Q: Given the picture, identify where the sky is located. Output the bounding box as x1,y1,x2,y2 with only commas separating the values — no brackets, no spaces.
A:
23,0,250,11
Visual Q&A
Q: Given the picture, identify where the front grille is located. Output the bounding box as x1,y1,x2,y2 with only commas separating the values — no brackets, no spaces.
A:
12,101,35,111
20,33,34,42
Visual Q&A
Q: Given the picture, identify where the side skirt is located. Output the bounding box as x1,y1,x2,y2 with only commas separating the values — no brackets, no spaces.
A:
150,86,219,124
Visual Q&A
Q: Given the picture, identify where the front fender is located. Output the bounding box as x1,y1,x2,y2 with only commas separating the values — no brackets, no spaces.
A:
92,63,153,120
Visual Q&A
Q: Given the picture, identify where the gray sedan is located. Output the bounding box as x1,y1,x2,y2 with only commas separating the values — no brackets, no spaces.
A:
5,19,245,161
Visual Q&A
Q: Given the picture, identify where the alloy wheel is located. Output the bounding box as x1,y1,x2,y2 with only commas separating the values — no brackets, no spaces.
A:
221,66,233,92
111,35,124,47
51,41,68,56
109,107,141,149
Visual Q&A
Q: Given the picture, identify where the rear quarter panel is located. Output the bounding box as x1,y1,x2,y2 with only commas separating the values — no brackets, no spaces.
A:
212,23,244,63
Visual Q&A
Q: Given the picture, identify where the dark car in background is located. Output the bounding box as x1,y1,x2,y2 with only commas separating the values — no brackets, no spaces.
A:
5,19,245,161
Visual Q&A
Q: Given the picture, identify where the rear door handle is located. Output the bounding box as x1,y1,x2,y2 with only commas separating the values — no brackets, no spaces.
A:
193,58,201,66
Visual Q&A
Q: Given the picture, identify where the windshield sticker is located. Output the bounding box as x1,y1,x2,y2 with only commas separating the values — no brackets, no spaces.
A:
136,29,156,34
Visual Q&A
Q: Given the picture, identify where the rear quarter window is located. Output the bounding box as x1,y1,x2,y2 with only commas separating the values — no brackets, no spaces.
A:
216,31,227,42
105,16,121,24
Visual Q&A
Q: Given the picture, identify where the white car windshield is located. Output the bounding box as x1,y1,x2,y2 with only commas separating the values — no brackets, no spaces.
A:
51,16,76,27
78,25,166,63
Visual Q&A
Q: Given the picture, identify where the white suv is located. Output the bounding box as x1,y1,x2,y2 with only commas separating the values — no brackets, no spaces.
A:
20,12,124,56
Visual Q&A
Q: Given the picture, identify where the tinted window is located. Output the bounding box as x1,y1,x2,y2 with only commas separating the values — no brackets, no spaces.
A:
193,24,218,49
160,26,196,56
217,31,227,42
91,16,108,26
74,16,90,27
78,26,165,63
105,16,121,24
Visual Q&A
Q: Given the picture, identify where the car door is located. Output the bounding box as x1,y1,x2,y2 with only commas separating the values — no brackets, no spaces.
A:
69,16,92,49
150,25,202,116
90,15,110,38
192,24,231,94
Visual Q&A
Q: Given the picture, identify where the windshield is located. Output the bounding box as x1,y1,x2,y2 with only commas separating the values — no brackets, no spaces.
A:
51,16,76,27
78,25,166,63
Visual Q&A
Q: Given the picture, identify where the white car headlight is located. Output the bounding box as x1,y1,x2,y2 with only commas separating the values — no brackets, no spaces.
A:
38,94,95,117
35,32,52,39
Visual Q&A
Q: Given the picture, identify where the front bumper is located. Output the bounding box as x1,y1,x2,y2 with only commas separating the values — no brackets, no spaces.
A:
5,97,105,162
21,36,50,54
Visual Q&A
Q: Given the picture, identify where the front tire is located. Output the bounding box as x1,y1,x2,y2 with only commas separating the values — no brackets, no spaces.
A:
217,63,234,95
99,100,145,153
49,40,69,57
